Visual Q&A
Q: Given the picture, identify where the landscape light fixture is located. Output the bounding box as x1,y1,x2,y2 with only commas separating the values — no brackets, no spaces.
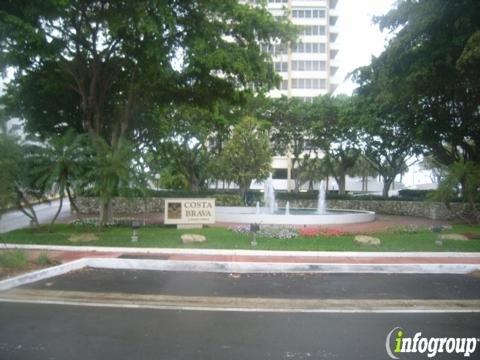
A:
250,223,259,247
131,220,141,242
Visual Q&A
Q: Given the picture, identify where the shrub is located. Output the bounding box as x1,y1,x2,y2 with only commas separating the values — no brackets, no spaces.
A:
398,189,436,201
0,249,28,269
35,252,58,266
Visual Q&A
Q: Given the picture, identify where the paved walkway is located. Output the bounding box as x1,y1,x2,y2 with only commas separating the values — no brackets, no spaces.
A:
8,246,480,267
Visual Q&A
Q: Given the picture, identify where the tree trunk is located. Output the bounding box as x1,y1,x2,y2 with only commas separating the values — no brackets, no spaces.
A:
336,176,346,195
308,180,314,191
239,185,248,206
189,173,200,192
15,187,40,228
66,186,80,217
49,193,64,232
382,177,393,199
99,198,113,227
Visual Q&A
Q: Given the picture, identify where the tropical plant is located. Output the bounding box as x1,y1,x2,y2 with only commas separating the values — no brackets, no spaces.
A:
87,136,146,226
220,116,272,202
27,130,90,230
433,161,480,223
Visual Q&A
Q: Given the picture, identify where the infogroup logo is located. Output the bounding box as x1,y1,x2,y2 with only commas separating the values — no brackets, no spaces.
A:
385,327,479,359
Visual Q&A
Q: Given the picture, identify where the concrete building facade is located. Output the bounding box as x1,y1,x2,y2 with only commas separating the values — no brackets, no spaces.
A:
263,0,342,192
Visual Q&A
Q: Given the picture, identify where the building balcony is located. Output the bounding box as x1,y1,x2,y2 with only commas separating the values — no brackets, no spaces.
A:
329,15,338,26
329,32,338,43
330,48,339,59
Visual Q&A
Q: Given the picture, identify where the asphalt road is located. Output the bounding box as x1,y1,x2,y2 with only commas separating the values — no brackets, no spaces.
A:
0,303,478,360
22,269,480,300
1,270,479,359
0,199,71,233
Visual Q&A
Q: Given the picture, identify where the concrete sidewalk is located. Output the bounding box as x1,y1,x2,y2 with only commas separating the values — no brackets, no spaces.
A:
5,244,480,267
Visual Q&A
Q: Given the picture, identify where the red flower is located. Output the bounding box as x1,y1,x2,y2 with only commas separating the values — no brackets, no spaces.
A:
299,227,346,237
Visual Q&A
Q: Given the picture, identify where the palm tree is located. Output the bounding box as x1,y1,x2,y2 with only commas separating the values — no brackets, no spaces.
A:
88,136,146,227
29,130,89,231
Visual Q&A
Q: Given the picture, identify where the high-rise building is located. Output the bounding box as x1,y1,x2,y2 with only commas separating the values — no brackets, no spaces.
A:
259,0,339,191
265,0,339,101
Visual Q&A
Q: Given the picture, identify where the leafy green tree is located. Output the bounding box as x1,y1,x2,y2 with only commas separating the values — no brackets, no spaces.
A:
27,130,89,230
0,0,294,214
0,135,47,227
309,95,361,195
421,155,448,184
147,104,227,191
87,136,146,226
220,116,272,202
354,0,480,168
267,97,311,191
353,98,420,198
433,161,480,223
0,133,21,213
349,155,378,193
296,155,329,191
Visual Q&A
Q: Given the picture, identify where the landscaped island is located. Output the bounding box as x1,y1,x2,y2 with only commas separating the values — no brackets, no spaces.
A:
3,224,480,252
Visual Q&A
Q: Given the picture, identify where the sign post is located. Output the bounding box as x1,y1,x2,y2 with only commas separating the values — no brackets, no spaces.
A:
164,198,216,229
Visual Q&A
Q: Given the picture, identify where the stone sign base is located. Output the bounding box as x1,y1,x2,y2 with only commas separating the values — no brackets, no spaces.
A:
177,224,203,229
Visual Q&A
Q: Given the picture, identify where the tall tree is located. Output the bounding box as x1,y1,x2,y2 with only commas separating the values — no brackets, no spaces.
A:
28,130,89,229
220,116,272,202
354,0,480,167
309,95,361,195
267,97,311,191
353,97,420,198
0,0,294,216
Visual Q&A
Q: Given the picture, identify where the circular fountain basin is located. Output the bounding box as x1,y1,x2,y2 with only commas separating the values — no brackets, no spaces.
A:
216,207,375,225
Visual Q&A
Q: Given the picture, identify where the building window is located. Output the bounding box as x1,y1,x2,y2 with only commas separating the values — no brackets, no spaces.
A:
272,168,288,180
301,26,326,36
291,78,326,89
263,43,287,55
291,43,326,53
274,61,288,72
292,9,326,18
291,61,326,71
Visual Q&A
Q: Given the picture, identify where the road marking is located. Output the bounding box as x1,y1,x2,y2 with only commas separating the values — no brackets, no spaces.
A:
1,289,479,313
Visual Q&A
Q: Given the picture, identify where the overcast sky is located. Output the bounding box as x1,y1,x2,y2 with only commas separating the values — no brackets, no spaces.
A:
334,0,396,95
333,0,433,186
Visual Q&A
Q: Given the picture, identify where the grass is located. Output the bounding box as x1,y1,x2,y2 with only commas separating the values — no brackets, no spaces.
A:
1,223,480,252
0,249,28,269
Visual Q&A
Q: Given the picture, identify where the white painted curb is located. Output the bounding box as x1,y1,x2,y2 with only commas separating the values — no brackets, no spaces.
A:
87,258,480,275
1,257,479,292
0,258,87,291
4,243,480,258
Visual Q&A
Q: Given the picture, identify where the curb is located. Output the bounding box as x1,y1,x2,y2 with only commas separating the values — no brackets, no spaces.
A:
1,257,479,292
88,258,480,275
0,258,87,291
4,243,480,258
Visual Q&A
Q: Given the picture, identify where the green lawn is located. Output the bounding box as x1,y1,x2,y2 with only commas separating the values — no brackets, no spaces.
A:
1,224,480,252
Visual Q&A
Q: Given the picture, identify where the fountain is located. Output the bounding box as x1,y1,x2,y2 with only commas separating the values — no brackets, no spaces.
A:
264,175,275,214
317,180,326,214
216,178,375,225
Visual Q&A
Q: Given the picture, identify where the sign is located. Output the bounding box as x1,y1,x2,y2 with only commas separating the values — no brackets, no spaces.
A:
164,198,216,225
